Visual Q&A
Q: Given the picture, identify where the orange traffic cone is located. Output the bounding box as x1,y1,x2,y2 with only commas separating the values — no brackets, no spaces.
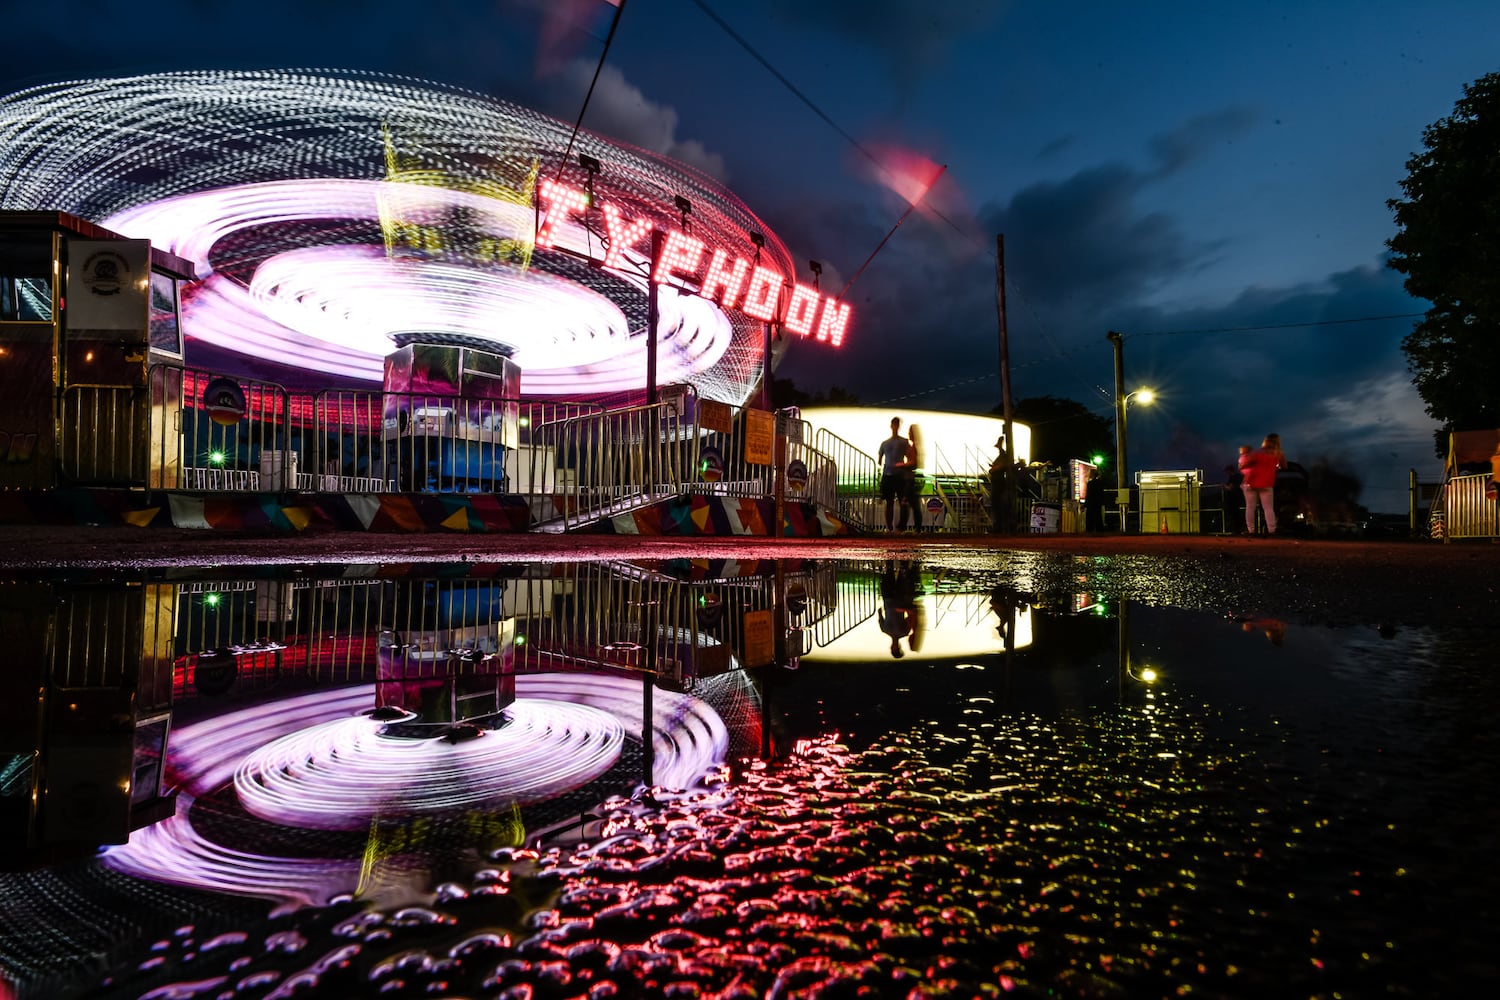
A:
1159,515,1168,534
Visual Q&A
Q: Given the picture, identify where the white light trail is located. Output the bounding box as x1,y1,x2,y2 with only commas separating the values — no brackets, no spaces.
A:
0,70,787,403
101,674,729,908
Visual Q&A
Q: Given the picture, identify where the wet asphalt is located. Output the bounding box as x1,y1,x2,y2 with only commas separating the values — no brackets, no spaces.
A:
1,526,1493,631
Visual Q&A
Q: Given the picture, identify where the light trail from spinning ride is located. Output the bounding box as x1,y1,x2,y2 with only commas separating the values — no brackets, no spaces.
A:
0,70,796,402
101,674,731,910
233,698,627,831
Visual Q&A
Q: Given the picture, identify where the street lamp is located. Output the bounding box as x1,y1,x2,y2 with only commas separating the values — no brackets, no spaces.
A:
1113,387,1155,530
1107,329,1161,532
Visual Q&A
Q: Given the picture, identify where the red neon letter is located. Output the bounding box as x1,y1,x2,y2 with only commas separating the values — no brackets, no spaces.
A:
535,179,590,248
701,250,750,307
741,265,783,321
782,283,821,337
652,229,705,286
815,297,852,347
601,204,653,269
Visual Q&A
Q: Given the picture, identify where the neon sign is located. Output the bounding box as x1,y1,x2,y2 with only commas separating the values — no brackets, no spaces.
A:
535,179,851,347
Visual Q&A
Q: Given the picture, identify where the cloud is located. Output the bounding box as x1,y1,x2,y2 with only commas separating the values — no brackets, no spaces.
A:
984,164,1208,312
1146,106,1259,177
1037,135,1075,160
770,106,1437,511
511,60,729,180
763,0,1004,77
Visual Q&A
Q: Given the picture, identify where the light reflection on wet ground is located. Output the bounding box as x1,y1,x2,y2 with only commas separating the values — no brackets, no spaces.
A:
2,557,1497,998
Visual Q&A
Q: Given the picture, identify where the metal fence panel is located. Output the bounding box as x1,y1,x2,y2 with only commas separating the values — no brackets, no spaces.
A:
1443,473,1499,539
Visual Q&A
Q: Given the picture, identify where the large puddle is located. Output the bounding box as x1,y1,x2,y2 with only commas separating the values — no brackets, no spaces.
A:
2,556,1495,998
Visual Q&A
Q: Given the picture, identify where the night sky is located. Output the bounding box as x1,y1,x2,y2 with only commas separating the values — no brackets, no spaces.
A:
5,0,1496,512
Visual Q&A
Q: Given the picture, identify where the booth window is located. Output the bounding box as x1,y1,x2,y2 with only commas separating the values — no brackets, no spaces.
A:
0,234,53,322
148,271,182,355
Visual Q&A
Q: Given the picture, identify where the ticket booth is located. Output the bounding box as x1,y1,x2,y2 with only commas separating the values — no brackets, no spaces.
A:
0,211,195,490
0,580,178,860
1138,469,1202,534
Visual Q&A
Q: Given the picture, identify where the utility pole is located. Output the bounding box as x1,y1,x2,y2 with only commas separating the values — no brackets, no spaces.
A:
1107,330,1127,532
996,234,1016,534
646,229,663,405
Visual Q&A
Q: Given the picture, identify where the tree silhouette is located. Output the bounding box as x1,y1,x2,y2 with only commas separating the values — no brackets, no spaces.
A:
996,396,1114,467
1388,71,1500,453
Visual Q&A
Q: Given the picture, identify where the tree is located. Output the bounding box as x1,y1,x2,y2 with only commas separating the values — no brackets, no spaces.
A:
1387,71,1500,454
769,376,860,409
998,396,1114,466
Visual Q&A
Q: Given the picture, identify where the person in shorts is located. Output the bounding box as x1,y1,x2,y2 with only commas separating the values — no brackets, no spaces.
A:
877,416,911,532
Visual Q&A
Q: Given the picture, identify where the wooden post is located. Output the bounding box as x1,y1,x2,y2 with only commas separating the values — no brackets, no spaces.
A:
1108,330,1127,532
996,234,1016,533
646,229,663,406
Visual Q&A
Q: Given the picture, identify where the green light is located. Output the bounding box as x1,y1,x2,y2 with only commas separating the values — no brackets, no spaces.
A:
208,451,226,466
515,634,526,646
204,592,221,608
1091,454,1107,466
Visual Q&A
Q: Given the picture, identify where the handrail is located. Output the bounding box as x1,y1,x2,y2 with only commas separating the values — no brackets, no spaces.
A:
1440,473,1496,539
525,400,694,531
41,359,873,533
809,426,878,529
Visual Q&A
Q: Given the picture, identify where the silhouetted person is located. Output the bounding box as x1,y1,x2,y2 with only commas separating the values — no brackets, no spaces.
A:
899,423,924,531
1084,468,1106,532
877,416,912,532
879,560,921,658
988,437,1008,533
1223,459,1245,534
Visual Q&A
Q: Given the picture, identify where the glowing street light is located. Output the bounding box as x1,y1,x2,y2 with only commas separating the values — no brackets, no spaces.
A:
1107,329,1156,532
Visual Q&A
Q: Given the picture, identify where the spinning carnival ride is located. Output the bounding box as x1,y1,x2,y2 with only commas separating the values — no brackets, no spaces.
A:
0,70,801,403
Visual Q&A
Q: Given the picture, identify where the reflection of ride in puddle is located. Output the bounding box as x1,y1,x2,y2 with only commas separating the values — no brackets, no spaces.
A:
103,675,731,911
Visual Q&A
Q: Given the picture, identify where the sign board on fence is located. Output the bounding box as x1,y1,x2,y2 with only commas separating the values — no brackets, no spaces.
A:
785,458,808,493
699,445,725,483
743,408,775,466
700,399,732,434
742,608,774,666
203,377,247,426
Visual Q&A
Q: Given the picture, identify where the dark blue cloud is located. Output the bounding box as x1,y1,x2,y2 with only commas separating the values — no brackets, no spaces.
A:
763,0,1004,77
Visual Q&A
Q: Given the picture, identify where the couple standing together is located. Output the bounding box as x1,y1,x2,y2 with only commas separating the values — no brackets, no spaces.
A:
878,416,925,532
1239,433,1286,535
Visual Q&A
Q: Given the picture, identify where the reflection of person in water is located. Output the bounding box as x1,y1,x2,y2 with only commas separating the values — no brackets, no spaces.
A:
989,585,1031,649
879,561,923,658
1240,614,1286,646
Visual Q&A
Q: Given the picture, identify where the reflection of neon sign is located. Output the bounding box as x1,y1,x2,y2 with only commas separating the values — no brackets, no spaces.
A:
536,179,851,347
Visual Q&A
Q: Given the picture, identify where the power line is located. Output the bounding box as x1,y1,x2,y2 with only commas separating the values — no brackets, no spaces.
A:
872,309,1427,409
873,372,994,406
687,0,882,176
681,4,1429,411
687,0,986,254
